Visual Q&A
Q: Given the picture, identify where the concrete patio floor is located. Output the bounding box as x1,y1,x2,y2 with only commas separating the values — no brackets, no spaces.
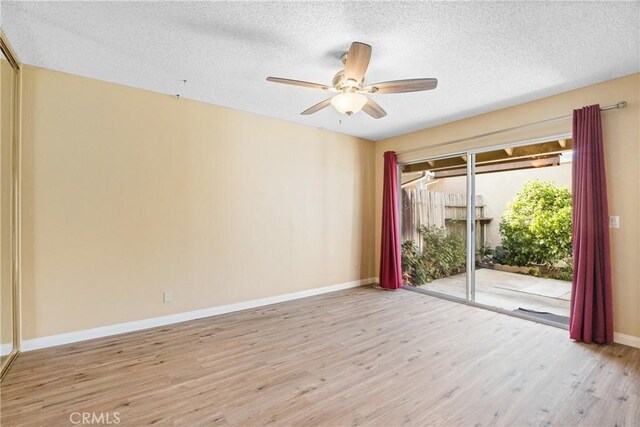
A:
412,268,571,317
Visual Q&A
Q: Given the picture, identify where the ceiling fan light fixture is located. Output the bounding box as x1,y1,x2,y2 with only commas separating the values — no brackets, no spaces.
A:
331,92,367,116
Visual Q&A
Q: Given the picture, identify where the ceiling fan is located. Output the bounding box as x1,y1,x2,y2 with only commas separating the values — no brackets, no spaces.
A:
266,42,437,119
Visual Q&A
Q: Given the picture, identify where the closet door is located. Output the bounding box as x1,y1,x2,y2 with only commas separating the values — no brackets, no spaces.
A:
0,39,19,379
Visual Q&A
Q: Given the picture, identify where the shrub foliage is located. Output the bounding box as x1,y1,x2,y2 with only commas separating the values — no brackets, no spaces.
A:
402,225,466,285
499,180,572,267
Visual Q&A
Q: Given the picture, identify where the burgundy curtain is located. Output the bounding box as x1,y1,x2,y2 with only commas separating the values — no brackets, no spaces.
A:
379,151,403,290
570,104,613,344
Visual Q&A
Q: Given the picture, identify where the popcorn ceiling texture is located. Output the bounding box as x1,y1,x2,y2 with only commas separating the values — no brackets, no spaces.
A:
4,1,639,141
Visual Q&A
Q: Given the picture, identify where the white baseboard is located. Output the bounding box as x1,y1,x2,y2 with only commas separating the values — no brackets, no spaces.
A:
614,332,640,348
1,342,13,356
23,277,635,352
21,277,378,352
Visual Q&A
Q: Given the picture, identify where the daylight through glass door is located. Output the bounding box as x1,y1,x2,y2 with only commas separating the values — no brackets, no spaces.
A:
400,154,468,301
472,140,573,325
400,137,574,327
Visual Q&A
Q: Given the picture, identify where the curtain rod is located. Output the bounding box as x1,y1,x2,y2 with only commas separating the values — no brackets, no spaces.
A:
395,101,628,156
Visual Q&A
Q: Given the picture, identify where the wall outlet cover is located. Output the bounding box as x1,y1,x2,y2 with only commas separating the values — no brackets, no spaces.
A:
609,216,620,229
163,291,173,303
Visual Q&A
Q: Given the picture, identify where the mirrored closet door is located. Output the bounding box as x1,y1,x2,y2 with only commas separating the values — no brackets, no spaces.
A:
0,35,20,379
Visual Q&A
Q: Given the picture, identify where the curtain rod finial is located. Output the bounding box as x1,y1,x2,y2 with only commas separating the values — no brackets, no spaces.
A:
616,101,628,109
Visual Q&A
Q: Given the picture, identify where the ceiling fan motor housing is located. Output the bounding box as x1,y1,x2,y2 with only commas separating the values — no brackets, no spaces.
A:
332,70,345,89
332,70,362,91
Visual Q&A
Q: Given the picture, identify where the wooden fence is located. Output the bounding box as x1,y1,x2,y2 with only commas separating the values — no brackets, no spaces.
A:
401,188,488,251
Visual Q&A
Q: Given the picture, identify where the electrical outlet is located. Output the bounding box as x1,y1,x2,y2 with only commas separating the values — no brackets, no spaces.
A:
609,216,620,229
163,291,172,303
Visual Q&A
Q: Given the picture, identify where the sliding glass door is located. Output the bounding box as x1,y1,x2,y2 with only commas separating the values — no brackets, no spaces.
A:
400,154,468,301
400,136,574,326
471,140,573,325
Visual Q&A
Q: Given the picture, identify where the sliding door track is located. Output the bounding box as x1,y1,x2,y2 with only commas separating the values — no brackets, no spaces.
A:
402,285,569,330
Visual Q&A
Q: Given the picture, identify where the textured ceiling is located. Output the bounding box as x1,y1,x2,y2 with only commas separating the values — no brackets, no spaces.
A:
3,1,639,141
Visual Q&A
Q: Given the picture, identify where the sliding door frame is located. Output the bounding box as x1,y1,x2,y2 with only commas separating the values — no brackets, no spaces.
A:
398,132,572,329
466,153,476,302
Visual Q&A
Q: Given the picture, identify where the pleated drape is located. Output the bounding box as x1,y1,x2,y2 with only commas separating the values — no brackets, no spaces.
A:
569,104,614,344
379,151,403,290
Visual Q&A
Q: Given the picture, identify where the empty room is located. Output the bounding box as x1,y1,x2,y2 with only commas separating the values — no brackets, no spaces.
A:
1,1,639,426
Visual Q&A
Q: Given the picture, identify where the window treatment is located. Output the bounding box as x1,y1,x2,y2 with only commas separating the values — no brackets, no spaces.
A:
570,104,613,344
379,151,403,290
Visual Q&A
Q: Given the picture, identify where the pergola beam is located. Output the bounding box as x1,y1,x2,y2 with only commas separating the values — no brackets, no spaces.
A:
402,139,572,174
432,155,561,179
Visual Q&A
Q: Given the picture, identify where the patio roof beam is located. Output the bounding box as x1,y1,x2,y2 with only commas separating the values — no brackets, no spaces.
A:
402,139,571,173
432,155,560,178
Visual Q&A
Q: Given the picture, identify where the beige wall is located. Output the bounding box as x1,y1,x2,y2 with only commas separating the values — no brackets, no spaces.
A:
19,65,640,342
20,66,376,340
377,73,640,338
426,162,572,248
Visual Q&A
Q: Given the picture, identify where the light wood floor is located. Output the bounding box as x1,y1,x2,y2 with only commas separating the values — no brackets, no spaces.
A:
2,287,639,426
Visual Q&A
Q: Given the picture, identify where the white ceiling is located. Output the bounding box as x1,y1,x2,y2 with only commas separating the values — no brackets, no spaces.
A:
3,1,639,141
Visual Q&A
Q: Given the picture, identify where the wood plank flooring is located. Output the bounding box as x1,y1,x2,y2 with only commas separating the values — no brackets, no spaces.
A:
1,287,639,426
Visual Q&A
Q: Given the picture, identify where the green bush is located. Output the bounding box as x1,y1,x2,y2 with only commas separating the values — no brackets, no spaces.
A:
499,180,572,267
401,225,466,285
491,246,508,264
551,267,574,282
478,244,493,260
401,240,429,285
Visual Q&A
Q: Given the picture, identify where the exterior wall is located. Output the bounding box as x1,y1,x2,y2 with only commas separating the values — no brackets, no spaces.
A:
425,162,572,248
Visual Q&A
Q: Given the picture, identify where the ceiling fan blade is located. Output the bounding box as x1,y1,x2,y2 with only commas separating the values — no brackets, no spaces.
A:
301,98,332,115
367,78,438,94
344,42,372,83
362,98,387,119
266,77,331,91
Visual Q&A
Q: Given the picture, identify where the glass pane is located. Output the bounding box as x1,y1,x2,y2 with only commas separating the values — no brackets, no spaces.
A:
472,140,573,325
401,156,468,300
1,47,15,365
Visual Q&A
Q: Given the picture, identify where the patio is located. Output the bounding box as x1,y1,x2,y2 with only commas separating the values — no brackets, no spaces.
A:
410,268,571,318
